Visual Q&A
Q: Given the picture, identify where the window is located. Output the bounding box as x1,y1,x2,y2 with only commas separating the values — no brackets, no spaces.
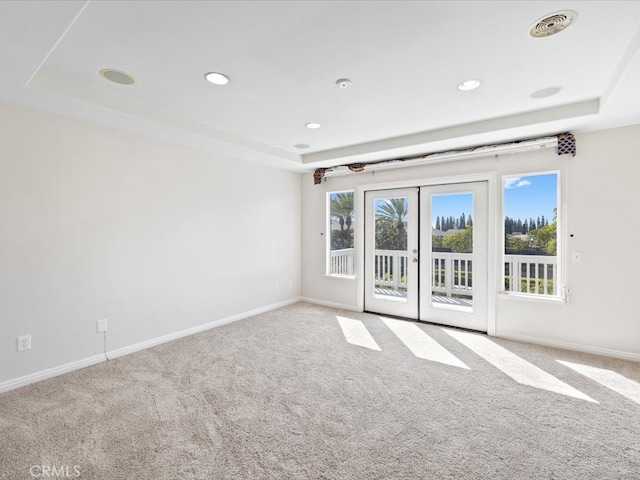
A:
503,172,561,297
328,191,355,276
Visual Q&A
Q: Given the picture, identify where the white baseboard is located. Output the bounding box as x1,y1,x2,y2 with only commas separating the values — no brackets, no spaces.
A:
108,297,302,360
300,297,361,312
496,332,640,362
0,297,302,395
0,354,106,394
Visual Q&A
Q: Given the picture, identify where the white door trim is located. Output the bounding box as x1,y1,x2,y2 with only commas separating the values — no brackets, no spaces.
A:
420,181,488,332
363,188,419,319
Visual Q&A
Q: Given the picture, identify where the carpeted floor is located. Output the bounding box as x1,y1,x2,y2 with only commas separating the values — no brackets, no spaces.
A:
1,302,639,479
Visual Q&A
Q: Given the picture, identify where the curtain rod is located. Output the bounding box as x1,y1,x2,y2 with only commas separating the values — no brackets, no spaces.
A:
313,132,576,184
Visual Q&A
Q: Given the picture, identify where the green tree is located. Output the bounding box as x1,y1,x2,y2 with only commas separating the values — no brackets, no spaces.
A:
376,198,408,250
330,192,354,250
442,226,473,253
504,216,513,234
529,208,558,255
331,229,353,250
376,217,405,250
506,237,529,252
330,192,354,231
528,223,556,254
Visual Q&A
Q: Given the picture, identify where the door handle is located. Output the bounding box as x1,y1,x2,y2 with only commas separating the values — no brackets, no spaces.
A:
412,258,418,263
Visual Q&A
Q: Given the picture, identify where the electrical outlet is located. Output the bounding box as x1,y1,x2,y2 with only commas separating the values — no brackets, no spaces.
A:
289,279,293,288
17,335,31,352
97,318,108,333
275,282,280,291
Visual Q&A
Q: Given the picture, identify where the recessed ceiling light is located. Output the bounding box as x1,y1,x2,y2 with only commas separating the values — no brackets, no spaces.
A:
294,144,310,149
531,86,562,99
100,69,135,85
457,79,481,91
305,122,321,129
204,72,230,85
530,11,578,38
336,78,352,89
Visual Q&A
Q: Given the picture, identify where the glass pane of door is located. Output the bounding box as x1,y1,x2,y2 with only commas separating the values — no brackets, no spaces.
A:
431,193,474,312
374,196,410,301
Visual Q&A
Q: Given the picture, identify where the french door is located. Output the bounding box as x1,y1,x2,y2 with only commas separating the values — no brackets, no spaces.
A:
364,182,488,332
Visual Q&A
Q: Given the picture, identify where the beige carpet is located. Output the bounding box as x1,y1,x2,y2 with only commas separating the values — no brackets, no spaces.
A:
1,302,639,479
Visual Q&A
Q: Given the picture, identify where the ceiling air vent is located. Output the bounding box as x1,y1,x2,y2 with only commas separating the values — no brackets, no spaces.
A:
530,10,578,38
100,69,136,85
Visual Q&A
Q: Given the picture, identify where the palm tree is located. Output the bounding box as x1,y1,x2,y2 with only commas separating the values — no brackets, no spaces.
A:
331,192,354,231
376,198,408,250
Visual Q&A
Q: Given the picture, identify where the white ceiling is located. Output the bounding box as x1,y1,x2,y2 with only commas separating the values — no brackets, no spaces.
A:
2,1,640,172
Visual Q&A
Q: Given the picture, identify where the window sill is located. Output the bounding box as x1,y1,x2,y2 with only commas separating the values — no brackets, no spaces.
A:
498,292,567,305
324,274,356,280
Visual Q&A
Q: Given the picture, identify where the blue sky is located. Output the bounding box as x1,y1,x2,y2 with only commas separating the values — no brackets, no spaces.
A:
431,193,473,228
430,173,558,227
503,173,557,222
370,174,558,228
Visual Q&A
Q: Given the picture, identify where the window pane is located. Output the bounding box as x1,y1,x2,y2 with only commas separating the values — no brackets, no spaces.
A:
329,191,354,275
431,193,474,310
504,173,558,296
373,196,409,300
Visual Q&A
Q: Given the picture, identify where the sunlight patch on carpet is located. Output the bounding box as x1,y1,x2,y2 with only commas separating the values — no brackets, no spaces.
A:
558,360,640,405
337,316,381,351
380,317,469,369
444,329,597,402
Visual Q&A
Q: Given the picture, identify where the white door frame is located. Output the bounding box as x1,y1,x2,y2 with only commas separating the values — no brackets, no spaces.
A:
420,181,488,331
364,188,419,319
356,173,498,335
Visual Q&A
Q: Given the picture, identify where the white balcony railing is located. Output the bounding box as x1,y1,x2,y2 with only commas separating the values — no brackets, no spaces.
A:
374,249,409,291
330,248,557,296
504,254,557,295
432,252,473,298
330,248,355,276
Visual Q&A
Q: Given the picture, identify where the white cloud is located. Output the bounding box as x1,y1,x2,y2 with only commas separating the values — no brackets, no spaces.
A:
505,178,532,189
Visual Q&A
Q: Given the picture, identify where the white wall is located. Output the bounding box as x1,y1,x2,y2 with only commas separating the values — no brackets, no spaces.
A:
0,102,301,387
302,125,640,360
